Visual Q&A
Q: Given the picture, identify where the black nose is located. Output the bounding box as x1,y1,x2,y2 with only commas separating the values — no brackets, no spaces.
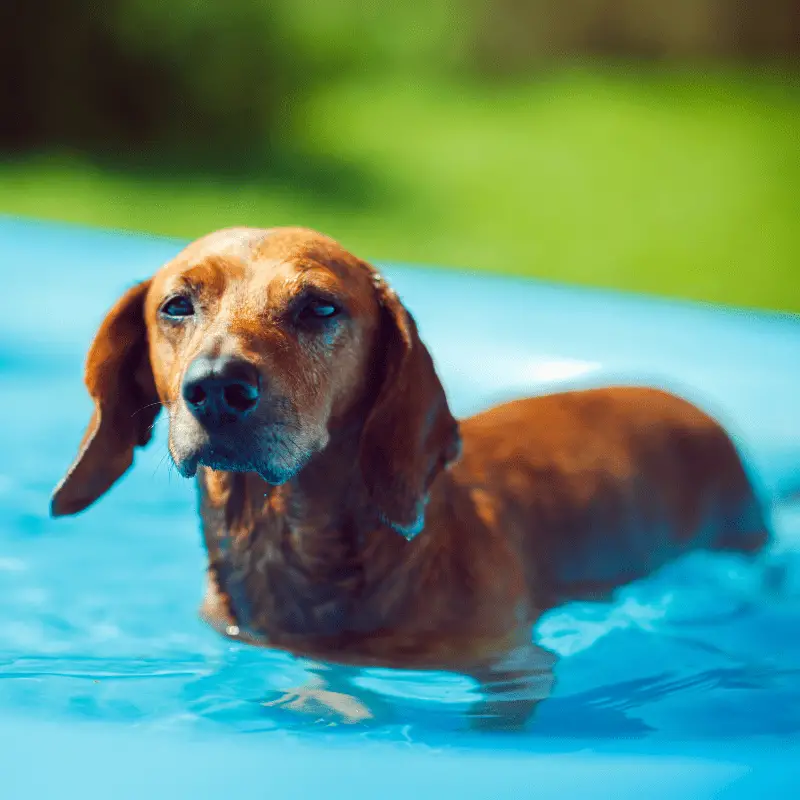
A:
181,355,260,426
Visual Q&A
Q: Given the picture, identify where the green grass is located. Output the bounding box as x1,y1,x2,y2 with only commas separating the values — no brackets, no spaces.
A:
1,67,799,312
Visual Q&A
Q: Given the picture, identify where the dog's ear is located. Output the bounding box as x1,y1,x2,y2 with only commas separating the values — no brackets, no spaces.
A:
51,280,160,517
359,282,461,540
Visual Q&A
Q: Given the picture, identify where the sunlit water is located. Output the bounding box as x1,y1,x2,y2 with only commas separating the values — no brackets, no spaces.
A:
2,218,800,754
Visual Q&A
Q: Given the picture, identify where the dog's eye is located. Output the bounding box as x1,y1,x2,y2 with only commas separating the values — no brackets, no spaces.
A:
160,295,194,319
309,301,338,318
298,298,340,322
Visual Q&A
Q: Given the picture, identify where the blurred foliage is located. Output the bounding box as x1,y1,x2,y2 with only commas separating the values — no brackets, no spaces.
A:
0,0,472,161
0,0,296,157
472,0,800,70
1,0,797,160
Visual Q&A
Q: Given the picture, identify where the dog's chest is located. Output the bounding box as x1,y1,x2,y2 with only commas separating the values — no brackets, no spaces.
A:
200,497,370,640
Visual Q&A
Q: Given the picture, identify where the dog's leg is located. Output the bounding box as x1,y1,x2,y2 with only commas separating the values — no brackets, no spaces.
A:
466,643,558,731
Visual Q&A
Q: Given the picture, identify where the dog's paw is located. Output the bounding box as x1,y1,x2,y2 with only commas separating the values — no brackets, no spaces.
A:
262,686,374,724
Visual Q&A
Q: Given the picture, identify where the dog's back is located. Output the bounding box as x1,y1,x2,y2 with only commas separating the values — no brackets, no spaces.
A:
452,386,770,606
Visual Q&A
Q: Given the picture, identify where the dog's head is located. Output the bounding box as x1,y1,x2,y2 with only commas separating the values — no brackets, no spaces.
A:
51,227,461,538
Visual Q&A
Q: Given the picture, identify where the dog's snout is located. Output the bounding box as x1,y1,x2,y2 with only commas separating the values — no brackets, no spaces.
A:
182,355,260,425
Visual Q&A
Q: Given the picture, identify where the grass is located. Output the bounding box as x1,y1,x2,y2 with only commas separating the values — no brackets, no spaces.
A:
1,66,798,312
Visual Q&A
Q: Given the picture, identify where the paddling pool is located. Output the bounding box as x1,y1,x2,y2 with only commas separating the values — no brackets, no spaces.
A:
1,216,799,798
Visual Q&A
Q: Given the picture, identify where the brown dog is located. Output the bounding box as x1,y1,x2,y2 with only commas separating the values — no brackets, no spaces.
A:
51,227,770,727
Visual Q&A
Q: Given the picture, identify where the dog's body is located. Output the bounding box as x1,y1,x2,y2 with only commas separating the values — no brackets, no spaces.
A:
197,386,766,669
51,227,770,727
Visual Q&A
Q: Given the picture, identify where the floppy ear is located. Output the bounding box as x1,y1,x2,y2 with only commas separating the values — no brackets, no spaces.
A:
359,283,461,540
51,280,160,517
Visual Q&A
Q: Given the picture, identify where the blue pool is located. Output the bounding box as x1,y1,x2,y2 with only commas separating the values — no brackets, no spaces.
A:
2,216,799,798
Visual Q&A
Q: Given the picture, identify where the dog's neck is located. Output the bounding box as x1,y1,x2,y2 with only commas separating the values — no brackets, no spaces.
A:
196,428,420,642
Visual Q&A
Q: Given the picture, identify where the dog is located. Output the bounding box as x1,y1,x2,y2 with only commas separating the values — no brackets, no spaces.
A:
51,226,771,728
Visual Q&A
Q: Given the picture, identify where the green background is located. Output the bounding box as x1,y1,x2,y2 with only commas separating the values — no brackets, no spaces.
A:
2,1,798,312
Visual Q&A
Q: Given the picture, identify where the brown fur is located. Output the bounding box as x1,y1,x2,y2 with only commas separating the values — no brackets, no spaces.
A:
51,226,770,728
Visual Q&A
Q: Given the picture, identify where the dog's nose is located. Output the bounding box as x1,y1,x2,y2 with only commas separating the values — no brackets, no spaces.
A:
182,355,260,426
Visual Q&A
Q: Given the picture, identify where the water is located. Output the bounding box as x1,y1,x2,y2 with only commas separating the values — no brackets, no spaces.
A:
2,216,800,797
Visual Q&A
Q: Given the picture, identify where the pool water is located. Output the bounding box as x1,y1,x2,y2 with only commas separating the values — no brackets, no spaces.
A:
2,217,800,797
